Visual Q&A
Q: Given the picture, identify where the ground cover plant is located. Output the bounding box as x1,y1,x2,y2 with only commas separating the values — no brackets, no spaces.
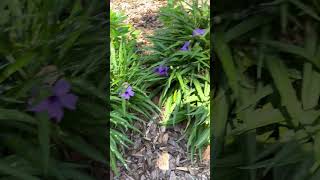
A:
110,10,160,175
213,0,320,179
144,0,210,160
0,0,107,179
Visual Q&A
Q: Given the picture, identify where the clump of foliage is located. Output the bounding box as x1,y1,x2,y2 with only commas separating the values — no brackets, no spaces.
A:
214,0,320,179
110,10,159,175
0,0,107,179
144,0,210,160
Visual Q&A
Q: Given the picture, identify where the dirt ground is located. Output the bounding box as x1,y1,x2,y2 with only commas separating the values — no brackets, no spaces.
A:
111,0,166,46
111,0,210,179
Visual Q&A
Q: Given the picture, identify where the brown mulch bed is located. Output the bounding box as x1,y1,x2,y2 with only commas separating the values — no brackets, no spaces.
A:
111,0,210,179
112,117,210,180
111,0,167,47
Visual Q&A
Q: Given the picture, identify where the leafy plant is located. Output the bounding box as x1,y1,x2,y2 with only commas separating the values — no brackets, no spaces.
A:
213,0,320,179
144,0,210,160
0,0,107,179
110,10,159,175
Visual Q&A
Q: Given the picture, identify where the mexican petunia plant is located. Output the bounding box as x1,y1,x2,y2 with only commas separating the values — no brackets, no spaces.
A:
110,9,159,175
144,0,210,160
0,0,107,179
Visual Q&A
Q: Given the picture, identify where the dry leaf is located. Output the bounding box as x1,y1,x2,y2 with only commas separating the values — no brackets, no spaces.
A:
157,152,170,170
162,133,169,144
175,167,188,172
203,145,210,162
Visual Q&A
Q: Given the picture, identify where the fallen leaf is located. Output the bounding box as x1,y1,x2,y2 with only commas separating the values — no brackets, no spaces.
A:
203,145,210,162
162,133,169,144
157,152,170,170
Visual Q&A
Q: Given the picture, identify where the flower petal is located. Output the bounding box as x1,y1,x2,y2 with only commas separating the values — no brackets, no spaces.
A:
127,86,135,96
59,93,78,110
47,100,64,122
180,41,190,51
29,100,49,112
193,28,205,36
53,79,71,96
120,93,130,100
128,89,135,97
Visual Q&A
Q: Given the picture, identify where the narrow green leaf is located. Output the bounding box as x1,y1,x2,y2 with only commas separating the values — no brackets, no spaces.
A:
266,55,302,127
37,113,50,177
0,161,40,180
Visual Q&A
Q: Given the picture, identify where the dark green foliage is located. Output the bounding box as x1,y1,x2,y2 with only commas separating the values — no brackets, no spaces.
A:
214,0,320,179
0,0,107,179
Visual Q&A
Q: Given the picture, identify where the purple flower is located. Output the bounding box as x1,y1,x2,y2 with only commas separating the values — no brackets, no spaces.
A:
154,65,169,76
192,28,206,36
120,85,135,100
29,79,78,122
180,41,190,51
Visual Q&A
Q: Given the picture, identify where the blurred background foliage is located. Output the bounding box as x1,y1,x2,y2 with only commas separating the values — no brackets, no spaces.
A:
213,0,320,179
0,0,107,179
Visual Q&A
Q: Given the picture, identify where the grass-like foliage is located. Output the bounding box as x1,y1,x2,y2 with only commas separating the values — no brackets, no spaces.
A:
214,0,320,179
144,0,210,160
0,0,107,179
110,10,159,175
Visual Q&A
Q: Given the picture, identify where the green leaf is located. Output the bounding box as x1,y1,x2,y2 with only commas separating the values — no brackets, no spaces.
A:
213,87,229,156
234,104,285,134
214,31,239,97
289,0,320,21
0,161,40,180
195,128,209,147
61,134,106,164
266,55,302,127
225,15,272,42
0,109,36,124
0,52,35,83
37,113,50,177
302,63,320,110
60,168,95,180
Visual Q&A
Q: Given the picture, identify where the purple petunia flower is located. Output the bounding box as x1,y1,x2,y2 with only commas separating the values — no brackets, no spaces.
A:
29,79,78,122
192,28,206,36
120,85,135,100
154,65,169,76
180,41,190,51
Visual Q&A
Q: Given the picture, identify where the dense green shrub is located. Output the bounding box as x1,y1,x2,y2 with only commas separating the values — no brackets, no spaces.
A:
214,0,320,179
0,1,107,179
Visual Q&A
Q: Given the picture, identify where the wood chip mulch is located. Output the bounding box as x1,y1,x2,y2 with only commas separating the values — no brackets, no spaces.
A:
111,0,167,47
112,118,210,180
